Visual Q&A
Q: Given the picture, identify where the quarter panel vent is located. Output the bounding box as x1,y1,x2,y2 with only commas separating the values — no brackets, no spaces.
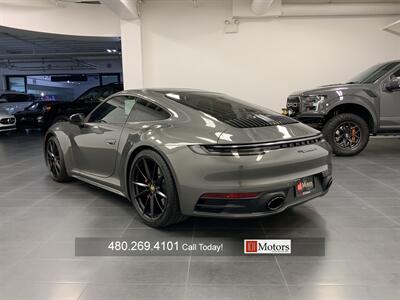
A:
225,114,297,128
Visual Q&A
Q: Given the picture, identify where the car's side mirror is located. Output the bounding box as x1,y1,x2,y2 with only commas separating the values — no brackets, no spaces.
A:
69,113,85,125
385,79,400,92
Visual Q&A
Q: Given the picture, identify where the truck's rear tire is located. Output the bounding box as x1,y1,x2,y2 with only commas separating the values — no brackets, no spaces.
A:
323,113,369,156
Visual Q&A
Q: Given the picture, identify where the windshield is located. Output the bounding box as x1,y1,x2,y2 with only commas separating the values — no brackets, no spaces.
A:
26,102,42,111
348,62,399,84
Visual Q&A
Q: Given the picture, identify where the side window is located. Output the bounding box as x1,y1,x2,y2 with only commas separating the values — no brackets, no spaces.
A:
88,96,135,124
128,98,170,122
77,87,104,104
392,69,400,80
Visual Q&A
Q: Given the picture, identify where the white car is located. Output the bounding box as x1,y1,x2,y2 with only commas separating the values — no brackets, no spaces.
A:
0,92,34,115
0,110,16,134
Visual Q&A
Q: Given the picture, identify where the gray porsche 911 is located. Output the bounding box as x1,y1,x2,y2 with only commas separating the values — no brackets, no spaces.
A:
44,89,333,227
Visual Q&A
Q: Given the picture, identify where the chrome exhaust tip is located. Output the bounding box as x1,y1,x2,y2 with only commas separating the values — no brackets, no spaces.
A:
266,196,285,211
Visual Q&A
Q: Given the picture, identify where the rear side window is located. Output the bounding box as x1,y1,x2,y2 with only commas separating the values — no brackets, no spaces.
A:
88,96,135,124
128,97,170,122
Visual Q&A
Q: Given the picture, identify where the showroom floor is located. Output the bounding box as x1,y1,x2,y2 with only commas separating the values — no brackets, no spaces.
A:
0,132,399,300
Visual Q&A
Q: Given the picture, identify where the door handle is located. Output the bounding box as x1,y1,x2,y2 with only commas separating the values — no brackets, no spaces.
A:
105,139,116,145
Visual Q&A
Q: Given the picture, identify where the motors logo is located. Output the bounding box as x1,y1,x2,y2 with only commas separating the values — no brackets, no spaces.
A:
245,240,258,253
244,239,291,254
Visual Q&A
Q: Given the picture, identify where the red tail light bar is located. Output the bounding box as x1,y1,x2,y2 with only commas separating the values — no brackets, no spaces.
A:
200,192,259,199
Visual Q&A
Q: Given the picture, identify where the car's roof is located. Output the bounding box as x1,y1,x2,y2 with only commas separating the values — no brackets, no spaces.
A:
384,60,400,64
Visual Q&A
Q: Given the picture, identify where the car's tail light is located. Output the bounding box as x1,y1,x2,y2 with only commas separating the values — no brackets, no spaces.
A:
189,134,323,156
200,192,259,199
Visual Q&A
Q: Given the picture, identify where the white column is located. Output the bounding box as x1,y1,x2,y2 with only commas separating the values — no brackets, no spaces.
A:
120,19,143,89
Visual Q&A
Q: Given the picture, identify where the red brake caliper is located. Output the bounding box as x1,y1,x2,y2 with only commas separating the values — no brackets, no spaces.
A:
351,127,356,144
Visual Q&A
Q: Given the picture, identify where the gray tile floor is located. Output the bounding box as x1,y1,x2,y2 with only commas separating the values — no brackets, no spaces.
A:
0,132,399,300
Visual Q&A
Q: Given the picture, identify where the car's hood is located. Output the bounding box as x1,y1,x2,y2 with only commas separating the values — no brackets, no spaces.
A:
217,122,321,144
13,110,30,117
291,83,370,96
0,113,13,118
0,111,13,118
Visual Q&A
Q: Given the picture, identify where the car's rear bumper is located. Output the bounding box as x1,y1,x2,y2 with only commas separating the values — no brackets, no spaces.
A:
163,140,333,218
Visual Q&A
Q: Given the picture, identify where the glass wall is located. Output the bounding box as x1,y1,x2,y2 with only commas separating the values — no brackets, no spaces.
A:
100,73,121,85
6,76,26,93
3,73,122,101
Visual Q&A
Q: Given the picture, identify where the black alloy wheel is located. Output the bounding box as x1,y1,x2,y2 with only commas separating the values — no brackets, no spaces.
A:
129,150,185,227
47,139,62,178
334,121,361,150
132,156,168,220
323,113,369,156
45,136,71,182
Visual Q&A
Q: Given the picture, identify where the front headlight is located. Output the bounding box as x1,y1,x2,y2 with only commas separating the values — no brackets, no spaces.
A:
302,95,326,112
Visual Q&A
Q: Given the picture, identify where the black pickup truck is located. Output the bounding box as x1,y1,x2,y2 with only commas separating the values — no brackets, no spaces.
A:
284,61,400,156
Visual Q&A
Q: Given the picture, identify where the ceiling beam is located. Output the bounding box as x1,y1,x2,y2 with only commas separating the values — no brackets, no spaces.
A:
102,0,139,20
384,19,400,36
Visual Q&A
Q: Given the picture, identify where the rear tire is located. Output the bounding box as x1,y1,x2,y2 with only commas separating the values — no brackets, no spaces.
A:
323,113,369,156
129,149,186,227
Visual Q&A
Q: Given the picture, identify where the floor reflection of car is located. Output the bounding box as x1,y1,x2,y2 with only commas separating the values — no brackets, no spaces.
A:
0,110,16,134
45,89,333,227
0,91,35,115
15,83,123,131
